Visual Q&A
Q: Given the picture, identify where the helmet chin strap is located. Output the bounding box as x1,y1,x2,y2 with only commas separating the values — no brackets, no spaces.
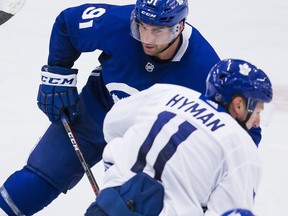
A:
237,112,252,131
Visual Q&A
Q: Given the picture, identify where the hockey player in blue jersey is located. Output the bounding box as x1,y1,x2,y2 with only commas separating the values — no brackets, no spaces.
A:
84,59,273,216
0,0,259,215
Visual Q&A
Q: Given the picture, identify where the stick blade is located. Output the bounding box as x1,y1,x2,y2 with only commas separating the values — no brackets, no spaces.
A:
0,0,26,25
0,10,13,25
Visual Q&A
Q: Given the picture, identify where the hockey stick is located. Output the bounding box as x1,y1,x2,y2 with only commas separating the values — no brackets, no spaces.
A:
61,114,99,196
0,0,26,25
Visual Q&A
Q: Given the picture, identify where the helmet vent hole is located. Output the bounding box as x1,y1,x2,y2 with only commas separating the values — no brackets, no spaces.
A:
160,16,174,23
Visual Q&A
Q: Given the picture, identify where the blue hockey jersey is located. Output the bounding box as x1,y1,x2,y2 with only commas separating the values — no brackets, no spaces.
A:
48,3,220,126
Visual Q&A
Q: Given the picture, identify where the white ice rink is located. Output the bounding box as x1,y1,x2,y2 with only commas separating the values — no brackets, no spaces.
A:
1,0,287,215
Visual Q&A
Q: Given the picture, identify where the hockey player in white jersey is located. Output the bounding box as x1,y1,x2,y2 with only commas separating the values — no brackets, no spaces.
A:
84,59,273,216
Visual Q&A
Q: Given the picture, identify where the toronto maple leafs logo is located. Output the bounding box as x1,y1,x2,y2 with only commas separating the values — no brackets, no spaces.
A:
239,63,251,76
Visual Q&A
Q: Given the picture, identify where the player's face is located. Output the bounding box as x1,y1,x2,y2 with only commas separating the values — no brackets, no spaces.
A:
138,23,175,45
138,23,181,57
245,102,264,129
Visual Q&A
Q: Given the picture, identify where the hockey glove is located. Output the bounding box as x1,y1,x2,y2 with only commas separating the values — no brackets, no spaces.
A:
37,65,79,123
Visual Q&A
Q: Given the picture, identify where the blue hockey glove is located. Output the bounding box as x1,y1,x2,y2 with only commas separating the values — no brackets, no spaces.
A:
37,65,79,123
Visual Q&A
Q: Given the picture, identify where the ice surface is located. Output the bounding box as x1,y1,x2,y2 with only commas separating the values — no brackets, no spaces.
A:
0,0,287,215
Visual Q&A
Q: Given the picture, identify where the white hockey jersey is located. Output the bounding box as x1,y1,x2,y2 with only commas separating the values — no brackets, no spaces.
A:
102,84,261,216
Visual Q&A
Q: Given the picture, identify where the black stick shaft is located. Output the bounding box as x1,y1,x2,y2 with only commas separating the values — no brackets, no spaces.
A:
61,114,99,196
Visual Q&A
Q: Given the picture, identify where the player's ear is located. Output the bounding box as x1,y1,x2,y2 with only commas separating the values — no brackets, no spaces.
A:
230,96,246,117
179,20,185,31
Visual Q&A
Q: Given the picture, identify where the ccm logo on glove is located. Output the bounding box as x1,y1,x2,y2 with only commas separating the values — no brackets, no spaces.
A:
41,71,77,87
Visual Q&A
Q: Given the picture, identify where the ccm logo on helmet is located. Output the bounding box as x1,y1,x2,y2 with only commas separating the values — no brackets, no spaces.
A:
141,10,156,18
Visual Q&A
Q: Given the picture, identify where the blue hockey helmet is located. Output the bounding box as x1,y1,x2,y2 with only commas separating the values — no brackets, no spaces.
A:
130,0,188,45
205,59,273,113
132,0,188,26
